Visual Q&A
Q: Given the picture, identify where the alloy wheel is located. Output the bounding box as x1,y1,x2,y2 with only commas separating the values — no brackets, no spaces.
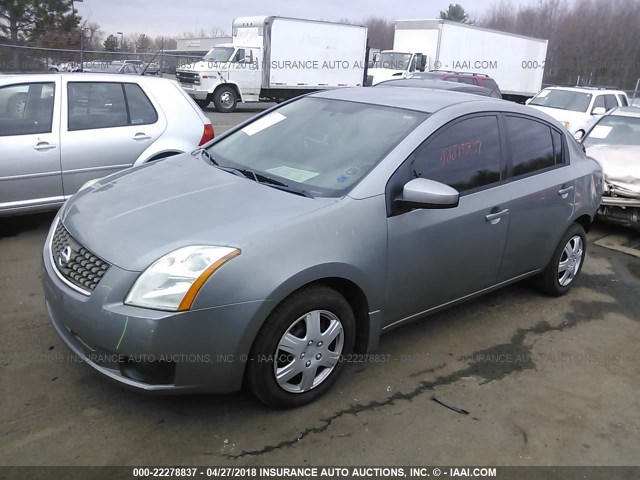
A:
558,235,583,287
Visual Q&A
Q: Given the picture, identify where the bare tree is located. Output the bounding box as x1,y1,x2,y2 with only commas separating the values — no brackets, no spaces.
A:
362,16,394,49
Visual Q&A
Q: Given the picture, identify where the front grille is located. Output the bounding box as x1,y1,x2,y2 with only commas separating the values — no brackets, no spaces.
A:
50,221,110,293
176,71,199,85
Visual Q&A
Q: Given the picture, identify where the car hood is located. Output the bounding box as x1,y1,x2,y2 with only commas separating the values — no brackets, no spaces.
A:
368,68,406,85
61,153,335,271
586,145,640,197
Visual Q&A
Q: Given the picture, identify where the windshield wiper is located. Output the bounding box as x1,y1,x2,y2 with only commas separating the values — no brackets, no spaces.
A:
198,149,313,198
239,168,314,198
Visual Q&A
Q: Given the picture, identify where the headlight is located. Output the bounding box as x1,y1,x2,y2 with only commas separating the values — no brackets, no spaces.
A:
125,246,240,311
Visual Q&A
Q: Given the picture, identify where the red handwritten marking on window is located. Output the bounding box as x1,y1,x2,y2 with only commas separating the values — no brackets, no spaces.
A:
440,140,482,165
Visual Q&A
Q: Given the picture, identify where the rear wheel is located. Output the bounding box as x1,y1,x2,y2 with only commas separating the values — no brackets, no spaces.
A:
213,86,237,113
246,286,355,408
534,223,586,296
7,93,27,118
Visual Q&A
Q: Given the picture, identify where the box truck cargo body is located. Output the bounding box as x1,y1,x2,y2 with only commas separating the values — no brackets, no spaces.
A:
176,16,368,112
368,19,548,99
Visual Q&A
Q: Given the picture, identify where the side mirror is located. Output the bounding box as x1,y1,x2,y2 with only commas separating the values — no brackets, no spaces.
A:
415,54,427,72
592,106,606,115
397,178,459,209
525,98,532,105
573,129,585,141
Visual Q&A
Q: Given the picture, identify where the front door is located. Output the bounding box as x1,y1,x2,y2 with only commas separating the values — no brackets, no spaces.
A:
0,80,62,212
385,114,510,326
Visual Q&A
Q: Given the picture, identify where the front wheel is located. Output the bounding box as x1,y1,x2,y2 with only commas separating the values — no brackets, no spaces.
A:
213,86,237,113
246,286,355,408
534,223,587,296
195,99,210,109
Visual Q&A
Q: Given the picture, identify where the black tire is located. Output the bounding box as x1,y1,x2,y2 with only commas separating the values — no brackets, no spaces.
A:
195,99,210,109
534,223,587,296
246,286,355,408
212,86,237,113
7,93,27,118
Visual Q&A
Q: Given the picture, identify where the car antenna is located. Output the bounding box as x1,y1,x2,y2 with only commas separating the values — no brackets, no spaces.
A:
140,49,162,76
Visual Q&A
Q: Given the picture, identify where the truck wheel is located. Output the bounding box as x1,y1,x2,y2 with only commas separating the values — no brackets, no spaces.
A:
246,286,355,408
195,99,210,109
213,86,237,113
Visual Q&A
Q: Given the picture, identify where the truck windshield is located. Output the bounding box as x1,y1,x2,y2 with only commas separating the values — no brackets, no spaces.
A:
203,47,234,62
374,52,412,71
207,97,427,198
530,89,592,112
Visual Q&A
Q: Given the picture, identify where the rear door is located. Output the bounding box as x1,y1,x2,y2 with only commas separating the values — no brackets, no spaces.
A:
385,114,511,325
60,79,166,196
0,80,62,212
499,114,574,281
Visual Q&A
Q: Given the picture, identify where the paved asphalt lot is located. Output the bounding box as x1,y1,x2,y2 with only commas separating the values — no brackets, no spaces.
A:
1,106,640,467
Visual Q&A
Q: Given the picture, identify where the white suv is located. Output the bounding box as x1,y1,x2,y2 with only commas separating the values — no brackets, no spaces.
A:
526,86,629,134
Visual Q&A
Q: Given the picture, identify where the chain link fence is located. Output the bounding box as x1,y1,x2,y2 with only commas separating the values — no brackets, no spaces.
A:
0,44,204,75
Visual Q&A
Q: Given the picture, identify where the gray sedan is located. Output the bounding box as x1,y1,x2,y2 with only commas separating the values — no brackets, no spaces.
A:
42,87,603,408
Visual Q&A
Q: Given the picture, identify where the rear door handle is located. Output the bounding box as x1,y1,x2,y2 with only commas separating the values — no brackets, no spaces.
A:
485,208,509,224
132,132,151,141
558,185,574,197
33,142,57,151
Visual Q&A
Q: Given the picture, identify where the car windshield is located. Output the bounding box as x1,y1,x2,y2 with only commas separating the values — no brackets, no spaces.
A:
530,89,592,112
583,115,640,146
207,97,427,197
374,52,413,71
203,47,234,62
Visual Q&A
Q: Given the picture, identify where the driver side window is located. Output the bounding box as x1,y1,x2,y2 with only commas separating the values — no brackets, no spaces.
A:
409,115,502,193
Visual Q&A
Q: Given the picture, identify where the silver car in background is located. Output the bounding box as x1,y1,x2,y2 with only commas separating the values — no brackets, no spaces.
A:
0,73,214,216
581,106,640,230
42,87,602,408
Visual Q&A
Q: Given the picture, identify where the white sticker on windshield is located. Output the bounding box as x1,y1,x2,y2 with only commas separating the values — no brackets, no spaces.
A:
589,125,612,139
536,90,550,98
267,166,319,183
241,112,286,136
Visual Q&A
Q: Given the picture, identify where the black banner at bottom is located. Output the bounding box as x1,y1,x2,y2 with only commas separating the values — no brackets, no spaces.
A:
0,466,638,480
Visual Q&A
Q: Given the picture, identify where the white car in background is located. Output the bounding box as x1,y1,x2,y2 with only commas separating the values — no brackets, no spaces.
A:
0,73,214,216
526,86,630,134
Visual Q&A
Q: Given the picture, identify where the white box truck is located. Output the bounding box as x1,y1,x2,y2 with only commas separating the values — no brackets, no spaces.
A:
368,19,548,101
176,16,368,112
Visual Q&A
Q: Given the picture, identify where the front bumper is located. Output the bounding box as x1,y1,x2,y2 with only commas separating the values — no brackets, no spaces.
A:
598,195,640,229
42,219,273,394
177,82,209,101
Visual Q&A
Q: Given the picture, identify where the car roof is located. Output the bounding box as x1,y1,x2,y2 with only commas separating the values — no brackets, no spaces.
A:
0,72,172,89
607,106,640,118
543,86,627,95
311,86,533,116
376,78,492,96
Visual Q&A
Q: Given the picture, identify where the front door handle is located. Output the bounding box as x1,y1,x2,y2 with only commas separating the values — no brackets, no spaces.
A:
33,141,57,151
558,185,574,197
132,132,151,141
485,208,509,224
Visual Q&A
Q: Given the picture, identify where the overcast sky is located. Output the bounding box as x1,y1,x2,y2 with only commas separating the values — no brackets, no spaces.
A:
75,0,537,38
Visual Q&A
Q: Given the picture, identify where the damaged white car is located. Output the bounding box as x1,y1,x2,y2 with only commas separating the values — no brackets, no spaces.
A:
580,107,640,229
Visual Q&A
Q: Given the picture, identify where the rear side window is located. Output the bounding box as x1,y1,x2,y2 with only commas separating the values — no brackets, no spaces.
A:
552,129,564,165
68,82,157,130
458,77,477,85
618,94,628,107
410,115,502,192
604,94,618,110
0,82,55,136
506,116,556,176
124,83,158,125
484,79,499,90
68,82,128,130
